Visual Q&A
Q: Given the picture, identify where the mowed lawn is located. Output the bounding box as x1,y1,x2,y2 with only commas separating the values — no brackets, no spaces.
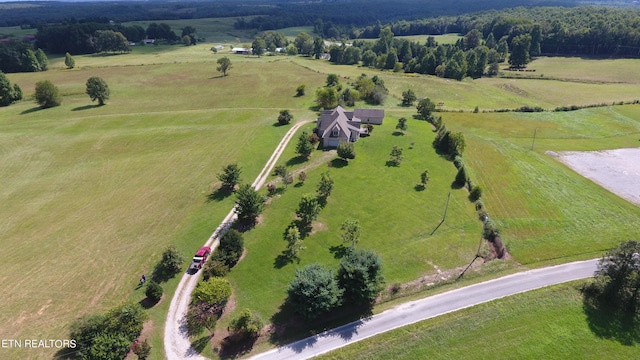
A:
0,45,326,359
319,282,639,360
443,106,640,264
223,116,483,344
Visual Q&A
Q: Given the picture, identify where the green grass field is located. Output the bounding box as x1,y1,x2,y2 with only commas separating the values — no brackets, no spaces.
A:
2,39,640,359
318,282,639,359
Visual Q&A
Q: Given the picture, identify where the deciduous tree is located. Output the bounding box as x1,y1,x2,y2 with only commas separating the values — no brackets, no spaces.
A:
278,109,293,125
64,52,75,69
217,56,232,76
34,80,61,108
316,172,334,201
416,98,436,120
337,141,356,161
395,117,407,133
0,71,22,106
388,145,403,166
401,89,416,106
86,76,110,105
296,131,314,158
296,193,321,226
340,219,361,247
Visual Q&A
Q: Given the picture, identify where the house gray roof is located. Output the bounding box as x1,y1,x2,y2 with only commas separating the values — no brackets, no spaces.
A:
353,108,384,119
317,106,361,140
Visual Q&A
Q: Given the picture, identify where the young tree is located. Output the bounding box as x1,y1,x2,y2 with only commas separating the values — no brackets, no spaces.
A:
401,89,416,106
389,145,403,166
284,226,305,259
64,52,75,69
316,172,334,201
35,48,48,71
217,163,242,191
278,109,293,125
395,117,408,133
340,219,361,247
131,339,152,360
159,245,185,277
213,229,244,268
235,184,265,225
583,241,640,317
0,72,22,107
295,84,305,97
34,80,61,108
287,263,343,320
145,280,163,303
416,98,436,120
337,141,356,161
216,56,232,76
297,171,307,184
420,170,430,187
326,73,340,87
337,248,385,306
296,131,314,158
280,168,294,188
86,76,110,105
228,308,263,340
296,193,321,226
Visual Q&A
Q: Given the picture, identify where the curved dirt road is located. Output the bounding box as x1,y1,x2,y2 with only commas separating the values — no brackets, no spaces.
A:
164,120,312,360
249,259,599,360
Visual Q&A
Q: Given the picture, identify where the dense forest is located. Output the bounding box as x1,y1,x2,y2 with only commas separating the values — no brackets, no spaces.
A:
1,0,581,28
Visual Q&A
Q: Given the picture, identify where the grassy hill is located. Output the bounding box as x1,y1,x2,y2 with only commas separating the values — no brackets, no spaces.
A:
1,41,639,359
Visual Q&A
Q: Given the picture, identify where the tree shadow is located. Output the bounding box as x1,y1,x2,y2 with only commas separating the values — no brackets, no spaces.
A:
54,346,76,359
392,131,405,136
330,158,348,168
72,104,102,111
385,160,400,167
209,75,226,79
329,244,349,259
138,296,159,310
20,106,43,115
286,156,307,167
207,188,232,202
274,252,295,269
450,181,464,190
191,334,212,353
219,335,259,359
414,184,426,192
272,121,289,127
294,182,304,188
583,299,640,346
151,264,179,283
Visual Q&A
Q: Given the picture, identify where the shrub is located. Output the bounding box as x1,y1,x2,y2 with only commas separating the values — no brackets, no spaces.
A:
266,183,277,196
203,259,229,280
296,84,305,96
273,165,287,177
213,229,244,268
287,263,342,320
228,308,263,340
309,133,320,145
482,218,500,241
453,155,464,170
298,171,307,183
455,165,468,186
337,141,356,160
193,277,232,307
469,185,482,202
34,80,62,108
145,281,163,303
277,109,293,125
131,339,151,360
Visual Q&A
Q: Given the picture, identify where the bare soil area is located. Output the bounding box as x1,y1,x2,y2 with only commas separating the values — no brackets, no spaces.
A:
554,148,640,207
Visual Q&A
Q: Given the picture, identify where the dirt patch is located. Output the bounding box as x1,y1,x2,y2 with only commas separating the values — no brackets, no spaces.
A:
498,83,529,97
556,148,640,207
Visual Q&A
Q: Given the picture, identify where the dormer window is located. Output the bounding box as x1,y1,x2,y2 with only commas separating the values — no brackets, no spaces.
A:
331,128,339,137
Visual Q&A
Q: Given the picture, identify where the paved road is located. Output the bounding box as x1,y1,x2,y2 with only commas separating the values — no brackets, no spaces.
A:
249,259,599,360
164,120,312,360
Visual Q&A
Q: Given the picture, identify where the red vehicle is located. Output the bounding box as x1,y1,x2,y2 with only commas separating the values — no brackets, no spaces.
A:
189,246,211,271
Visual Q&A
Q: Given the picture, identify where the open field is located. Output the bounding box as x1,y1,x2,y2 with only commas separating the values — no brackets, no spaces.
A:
319,281,640,359
2,42,640,359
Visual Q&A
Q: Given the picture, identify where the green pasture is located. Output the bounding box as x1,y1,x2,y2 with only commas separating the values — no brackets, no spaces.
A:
319,281,639,359
442,107,640,264
0,45,325,359
2,41,640,359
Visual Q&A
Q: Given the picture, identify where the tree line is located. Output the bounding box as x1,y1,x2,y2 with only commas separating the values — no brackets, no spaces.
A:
35,21,185,55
